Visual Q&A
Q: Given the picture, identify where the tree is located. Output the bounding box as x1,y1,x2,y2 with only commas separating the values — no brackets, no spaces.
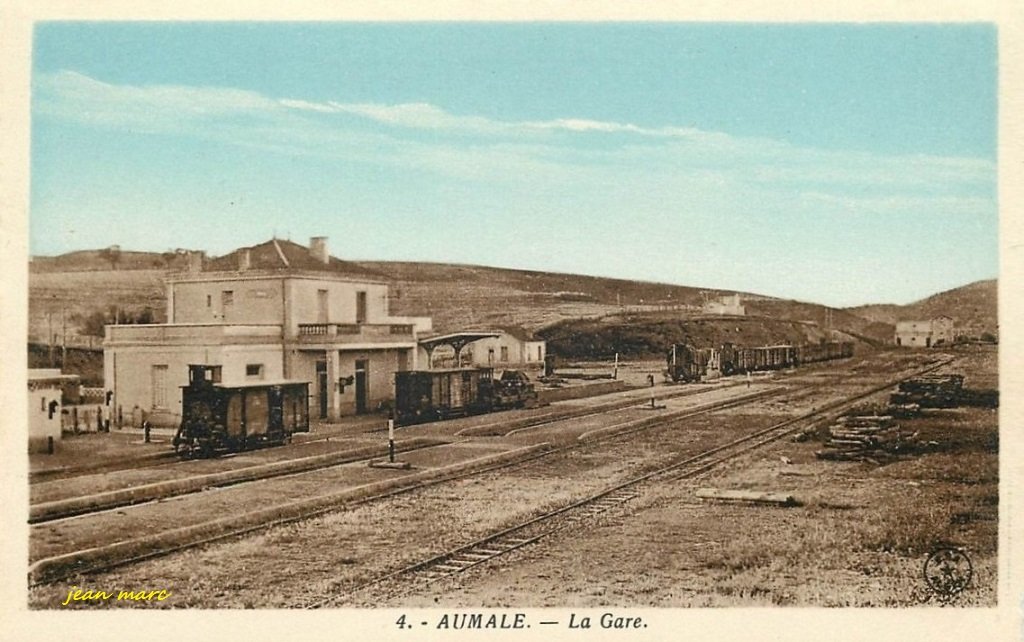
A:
73,306,157,338
99,245,122,270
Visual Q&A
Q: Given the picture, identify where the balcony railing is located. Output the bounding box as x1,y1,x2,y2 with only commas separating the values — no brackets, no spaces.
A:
105,324,283,345
296,323,414,343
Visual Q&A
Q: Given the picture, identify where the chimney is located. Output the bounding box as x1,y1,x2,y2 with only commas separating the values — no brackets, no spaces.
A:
187,250,205,273
238,248,251,271
309,237,329,265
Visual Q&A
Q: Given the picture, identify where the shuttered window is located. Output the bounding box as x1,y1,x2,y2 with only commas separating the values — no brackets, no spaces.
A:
151,364,169,409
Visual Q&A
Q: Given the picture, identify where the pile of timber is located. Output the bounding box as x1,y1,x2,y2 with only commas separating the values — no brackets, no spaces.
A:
695,488,800,507
816,414,907,462
888,403,922,419
958,388,999,408
889,374,964,409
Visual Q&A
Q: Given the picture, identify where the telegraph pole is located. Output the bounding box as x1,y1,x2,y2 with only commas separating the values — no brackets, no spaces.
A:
61,306,67,367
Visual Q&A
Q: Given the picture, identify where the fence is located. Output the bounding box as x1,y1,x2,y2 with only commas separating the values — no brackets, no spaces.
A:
60,403,161,433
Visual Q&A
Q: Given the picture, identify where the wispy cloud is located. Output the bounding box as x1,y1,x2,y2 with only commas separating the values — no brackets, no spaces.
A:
34,70,995,211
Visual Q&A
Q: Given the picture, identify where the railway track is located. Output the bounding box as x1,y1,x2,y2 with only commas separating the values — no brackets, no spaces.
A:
29,382,782,525
28,376,739,488
29,355,942,588
28,384,792,586
306,355,953,608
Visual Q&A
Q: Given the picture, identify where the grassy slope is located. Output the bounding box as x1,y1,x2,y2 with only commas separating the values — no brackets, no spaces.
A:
846,279,997,338
29,250,992,358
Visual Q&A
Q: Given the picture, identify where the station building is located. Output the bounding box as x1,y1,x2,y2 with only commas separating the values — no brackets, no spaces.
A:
894,316,954,348
419,328,546,370
104,237,432,426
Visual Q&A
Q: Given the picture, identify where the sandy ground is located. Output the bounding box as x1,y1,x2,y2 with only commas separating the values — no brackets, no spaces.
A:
30,348,984,609
380,348,998,607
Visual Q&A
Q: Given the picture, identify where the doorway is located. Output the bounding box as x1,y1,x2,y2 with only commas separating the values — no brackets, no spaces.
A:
355,359,369,414
316,360,328,419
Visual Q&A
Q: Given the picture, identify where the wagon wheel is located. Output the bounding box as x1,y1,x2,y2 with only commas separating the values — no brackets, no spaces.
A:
174,439,195,460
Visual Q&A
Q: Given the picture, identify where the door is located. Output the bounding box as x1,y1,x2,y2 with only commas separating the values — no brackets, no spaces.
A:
268,386,284,436
355,359,369,414
316,360,328,419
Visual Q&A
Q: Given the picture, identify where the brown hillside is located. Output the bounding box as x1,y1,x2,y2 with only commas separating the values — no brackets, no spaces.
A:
847,279,997,338
29,248,902,350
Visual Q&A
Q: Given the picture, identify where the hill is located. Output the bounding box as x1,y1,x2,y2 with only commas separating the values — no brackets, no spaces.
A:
29,247,899,352
846,280,997,339
538,315,852,361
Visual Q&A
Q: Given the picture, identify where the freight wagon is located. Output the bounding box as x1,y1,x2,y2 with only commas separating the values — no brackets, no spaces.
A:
394,367,538,425
173,364,310,458
667,341,853,383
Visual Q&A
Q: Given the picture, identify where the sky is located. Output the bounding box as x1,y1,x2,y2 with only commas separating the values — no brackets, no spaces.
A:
29,22,998,307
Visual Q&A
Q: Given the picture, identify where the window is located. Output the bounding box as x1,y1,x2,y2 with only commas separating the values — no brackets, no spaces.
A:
221,290,234,306
151,365,169,409
356,291,367,324
500,346,509,362
317,289,329,323
206,294,212,308
246,364,264,378
41,396,46,411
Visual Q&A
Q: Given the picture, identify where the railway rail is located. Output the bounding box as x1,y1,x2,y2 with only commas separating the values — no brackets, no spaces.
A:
306,355,953,608
29,355,943,588
29,382,776,524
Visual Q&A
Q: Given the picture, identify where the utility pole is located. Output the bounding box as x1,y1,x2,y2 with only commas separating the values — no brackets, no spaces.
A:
47,311,54,367
61,306,67,367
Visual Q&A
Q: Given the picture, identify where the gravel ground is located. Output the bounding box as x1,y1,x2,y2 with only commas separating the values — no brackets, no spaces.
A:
360,349,998,608
29,349,952,609
30,436,389,504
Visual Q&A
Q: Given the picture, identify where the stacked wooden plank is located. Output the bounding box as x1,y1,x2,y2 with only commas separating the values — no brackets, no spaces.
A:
815,414,905,462
888,403,922,418
888,375,964,409
958,388,999,408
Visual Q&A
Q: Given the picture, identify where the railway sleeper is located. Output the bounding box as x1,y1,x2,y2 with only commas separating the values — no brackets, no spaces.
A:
461,553,496,560
445,558,478,567
433,564,467,573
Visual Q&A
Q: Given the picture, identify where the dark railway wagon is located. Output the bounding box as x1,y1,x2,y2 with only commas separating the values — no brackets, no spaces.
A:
395,367,492,425
667,343,717,383
394,367,538,425
667,341,853,383
173,365,310,458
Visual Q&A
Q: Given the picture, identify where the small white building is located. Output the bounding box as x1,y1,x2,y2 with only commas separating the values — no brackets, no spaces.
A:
704,293,745,316
895,316,955,348
28,369,77,452
419,329,546,370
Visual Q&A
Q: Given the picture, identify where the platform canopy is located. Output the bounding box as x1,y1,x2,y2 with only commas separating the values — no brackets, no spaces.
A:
418,331,501,366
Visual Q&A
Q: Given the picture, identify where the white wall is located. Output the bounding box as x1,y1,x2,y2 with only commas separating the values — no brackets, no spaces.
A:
29,384,62,450
105,343,284,426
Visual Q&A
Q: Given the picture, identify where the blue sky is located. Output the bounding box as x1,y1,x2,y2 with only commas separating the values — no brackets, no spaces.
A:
29,22,997,306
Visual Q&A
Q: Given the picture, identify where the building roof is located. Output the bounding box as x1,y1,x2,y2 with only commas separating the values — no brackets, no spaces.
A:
28,369,80,388
203,239,386,280
495,326,543,342
418,331,502,352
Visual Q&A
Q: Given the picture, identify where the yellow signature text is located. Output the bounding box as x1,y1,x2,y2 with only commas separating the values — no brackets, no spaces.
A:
61,586,172,606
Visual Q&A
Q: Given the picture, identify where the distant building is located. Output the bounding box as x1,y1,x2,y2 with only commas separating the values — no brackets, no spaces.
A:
28,369,78,452
895,316,954,348
419,328,546,370
704,293,745,316
104,237,432,426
